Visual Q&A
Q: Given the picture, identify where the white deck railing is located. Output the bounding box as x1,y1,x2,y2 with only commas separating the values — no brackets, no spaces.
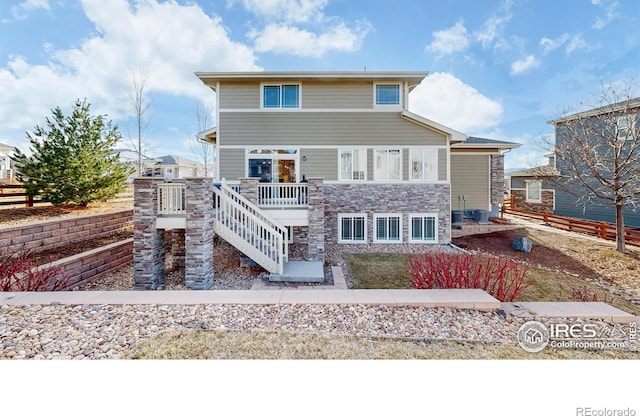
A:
157,183,186,215
258,183,308,208
213,181,287,274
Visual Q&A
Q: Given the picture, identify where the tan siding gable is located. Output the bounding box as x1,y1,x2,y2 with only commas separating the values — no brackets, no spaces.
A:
219,112,447,146
219,148,245,180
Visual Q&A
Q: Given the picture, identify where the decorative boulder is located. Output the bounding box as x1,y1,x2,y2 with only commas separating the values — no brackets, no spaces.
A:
511,237,532,253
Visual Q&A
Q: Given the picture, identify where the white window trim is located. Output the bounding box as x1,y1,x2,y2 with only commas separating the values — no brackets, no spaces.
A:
338,213,367,244
616,115,636,141
373,213,403,243
374,149,402,181
525,180,542,203
409,148,438,182
408,213,438,244
374,83,402,109
338,148,367,181
260,83,301,110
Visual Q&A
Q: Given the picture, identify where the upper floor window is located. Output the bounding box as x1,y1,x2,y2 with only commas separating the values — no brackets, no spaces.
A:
616,115,636,141
375,84,400,106
339,149,366,181
263,84,300,109
410,148,437,181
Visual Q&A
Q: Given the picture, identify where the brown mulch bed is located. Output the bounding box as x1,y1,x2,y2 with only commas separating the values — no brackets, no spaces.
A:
0,200,133,227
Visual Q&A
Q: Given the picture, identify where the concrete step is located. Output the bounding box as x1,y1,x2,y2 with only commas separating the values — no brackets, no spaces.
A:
269,261,324,283
502,302,636,323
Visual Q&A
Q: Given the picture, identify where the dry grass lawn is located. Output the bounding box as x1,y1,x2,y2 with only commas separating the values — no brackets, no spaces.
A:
126,329,638,359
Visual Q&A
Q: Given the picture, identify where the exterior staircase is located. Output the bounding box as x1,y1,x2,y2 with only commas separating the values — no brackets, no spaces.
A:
211,181,288,275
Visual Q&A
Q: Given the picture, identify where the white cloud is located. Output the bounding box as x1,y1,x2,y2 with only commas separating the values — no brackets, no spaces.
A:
231,0,327,24
0,0,260,148
592,0,619,29
408,72,503,133
510,55,540,75
425,21,470,57
10,0,49,20
540,33,589,55
249,21,370,57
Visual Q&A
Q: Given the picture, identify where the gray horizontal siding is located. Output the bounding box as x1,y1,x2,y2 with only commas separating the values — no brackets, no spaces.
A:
302,81,373,109
219,82,258,109
301,149,337,180
450,154,490,211
219,148,245,180
555,187,640,227
219,112,447,146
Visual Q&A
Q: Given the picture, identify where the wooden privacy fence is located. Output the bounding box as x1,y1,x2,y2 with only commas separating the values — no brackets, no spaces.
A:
503,198,640,248
0,185,45,208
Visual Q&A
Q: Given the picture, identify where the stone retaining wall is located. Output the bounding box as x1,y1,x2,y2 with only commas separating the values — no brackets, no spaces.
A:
0,209,133,260
40,238,133,289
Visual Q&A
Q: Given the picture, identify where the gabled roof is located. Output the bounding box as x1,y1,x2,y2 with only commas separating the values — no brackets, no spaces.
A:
0,142,15,151
451,136,521,150
549,97,640,125
153,155,202,167
507,165,559,177
400,110,467,142
196,71,429,92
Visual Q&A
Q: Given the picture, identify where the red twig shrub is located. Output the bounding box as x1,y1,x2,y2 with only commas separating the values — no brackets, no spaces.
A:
569,284,614,304
408,252,529,302
0,250,70,291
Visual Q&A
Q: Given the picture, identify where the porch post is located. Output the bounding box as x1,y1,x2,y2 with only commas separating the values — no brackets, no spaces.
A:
133,178,166,290
184,177,214,290
306,177,325,261
239,177,259,204
490,155,505,214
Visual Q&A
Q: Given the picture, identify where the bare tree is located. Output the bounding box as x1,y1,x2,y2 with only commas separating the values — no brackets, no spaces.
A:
189,103,214,177
126,68,154,176
545,81,640,252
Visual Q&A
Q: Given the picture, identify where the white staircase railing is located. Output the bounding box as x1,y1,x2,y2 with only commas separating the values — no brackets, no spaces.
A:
257,183,308,208
213,181,287,274
157,183,186,215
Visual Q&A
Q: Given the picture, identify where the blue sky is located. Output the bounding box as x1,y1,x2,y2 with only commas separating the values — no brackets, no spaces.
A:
1,0,639,170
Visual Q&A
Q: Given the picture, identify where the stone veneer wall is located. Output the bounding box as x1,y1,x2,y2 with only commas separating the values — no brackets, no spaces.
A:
184,178,214,290
511,189,555,213
306,177,325,260
323,183,451,244
42,239,133,289
491,155,505,208
133,178,166,290
0,209,132,261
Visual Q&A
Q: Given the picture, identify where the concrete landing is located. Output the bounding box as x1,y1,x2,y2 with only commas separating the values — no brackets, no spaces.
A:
502,302,637,324
269,261,324,283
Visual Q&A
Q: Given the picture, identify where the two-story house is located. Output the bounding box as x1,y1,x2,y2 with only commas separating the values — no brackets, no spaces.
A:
0,142,15,184
132,71,519,290
550,97,640,227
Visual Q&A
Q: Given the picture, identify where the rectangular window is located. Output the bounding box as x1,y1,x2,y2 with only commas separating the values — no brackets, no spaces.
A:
374,214,402,243
616,116,636,141
339,149,366,181
374,149,401,180
339,214,367,243
410,214,437,243
526,180,542,203
410,148,437,181
263,84,300,109
375,84,400,106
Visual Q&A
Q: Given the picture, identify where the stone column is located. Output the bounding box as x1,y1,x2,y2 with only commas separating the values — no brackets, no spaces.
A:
184,177,214,290
491,154,505,206
171,229,186,270
133,178,166,290
239,177,259,205
306,177,325,261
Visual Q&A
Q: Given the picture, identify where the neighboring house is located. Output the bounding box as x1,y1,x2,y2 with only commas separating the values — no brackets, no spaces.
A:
133,71,519,289
0,142,16,184
507,153,559,213
550,98,640,227
142,155,208,180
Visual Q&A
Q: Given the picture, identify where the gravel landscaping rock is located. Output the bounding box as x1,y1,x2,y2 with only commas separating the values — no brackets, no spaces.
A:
0,303,526,359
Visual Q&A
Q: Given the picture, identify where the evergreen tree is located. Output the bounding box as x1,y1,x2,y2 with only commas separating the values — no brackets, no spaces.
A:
11,99,132,206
